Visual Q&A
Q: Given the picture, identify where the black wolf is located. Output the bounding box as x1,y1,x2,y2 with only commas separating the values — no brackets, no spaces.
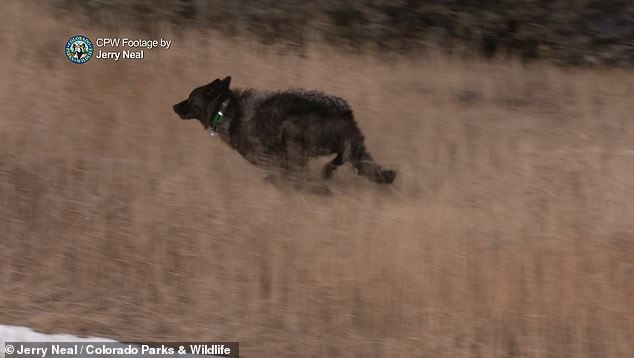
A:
173,76,396,185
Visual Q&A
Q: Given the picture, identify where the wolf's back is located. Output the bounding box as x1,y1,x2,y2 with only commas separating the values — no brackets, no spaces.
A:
260,90,353,120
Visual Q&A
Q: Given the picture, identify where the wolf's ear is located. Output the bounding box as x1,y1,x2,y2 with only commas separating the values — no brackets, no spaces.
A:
203,79,220,97
220,76,231,89
206,79,220,88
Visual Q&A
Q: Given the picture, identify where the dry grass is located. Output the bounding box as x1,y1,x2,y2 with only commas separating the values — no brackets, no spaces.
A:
1,2,634,357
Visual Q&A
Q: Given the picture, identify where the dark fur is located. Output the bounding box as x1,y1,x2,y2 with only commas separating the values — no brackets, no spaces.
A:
173,76,396,184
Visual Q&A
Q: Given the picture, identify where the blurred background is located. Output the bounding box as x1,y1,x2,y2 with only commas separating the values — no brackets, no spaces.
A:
1,1,633,357
52,0,634,64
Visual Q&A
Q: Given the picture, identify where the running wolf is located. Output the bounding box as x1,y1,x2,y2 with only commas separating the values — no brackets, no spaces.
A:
173,76,396,185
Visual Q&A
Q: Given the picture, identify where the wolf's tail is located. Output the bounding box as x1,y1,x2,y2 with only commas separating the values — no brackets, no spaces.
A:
345,137,396,184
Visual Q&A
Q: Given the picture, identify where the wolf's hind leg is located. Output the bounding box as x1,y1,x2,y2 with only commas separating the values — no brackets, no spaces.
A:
353,160,396,184
345,138,396,184
322,153,343,179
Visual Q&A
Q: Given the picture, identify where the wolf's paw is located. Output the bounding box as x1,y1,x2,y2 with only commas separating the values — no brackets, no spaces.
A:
381,170,396,184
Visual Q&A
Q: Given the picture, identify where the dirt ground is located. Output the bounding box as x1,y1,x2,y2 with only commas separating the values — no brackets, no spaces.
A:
1,2,633,357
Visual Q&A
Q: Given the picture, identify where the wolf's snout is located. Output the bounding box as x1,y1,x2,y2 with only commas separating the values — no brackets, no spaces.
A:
173,101,190,119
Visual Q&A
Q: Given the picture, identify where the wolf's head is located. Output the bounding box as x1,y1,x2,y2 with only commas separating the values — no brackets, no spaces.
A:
173,76,231,130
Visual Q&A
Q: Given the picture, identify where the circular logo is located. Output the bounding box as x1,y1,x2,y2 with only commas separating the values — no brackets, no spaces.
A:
65,35,94,64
